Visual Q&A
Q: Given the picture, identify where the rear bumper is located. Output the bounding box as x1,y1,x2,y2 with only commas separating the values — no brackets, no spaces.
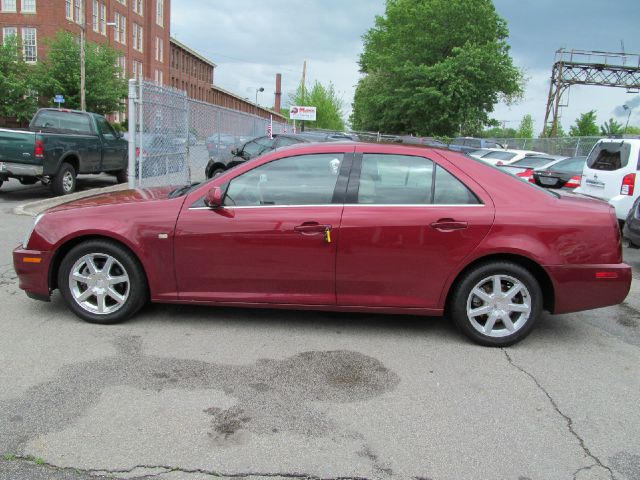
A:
13,246,52,300
0,161,43,178
546,263,632,314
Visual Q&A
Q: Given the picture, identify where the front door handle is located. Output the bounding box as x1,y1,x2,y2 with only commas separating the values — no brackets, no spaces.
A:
294,222,330,234
430,218,468,231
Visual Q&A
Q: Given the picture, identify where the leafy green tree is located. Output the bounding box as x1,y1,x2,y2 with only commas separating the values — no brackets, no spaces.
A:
0,36,38,124
517,114,534,138
483,126,517,138
624,125,640,135
600,118,623,136
569,110,599,137
351,0,523,136
288,81,345,131
541,122,566,138
34,31,126,115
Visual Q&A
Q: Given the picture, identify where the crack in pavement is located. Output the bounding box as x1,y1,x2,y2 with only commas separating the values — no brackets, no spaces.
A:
502,349,616,480
7,455,372,479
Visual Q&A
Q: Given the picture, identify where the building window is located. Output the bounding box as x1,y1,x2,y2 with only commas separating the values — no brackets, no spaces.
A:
92,1,106,34
117,54,126,78
65,0,72,19
156,0,163,27
1,0,16,12
114,13,126,44
21,27,36,62
133,0,142,15
132,60,142,80
74,0,81,23
3,27,17,45
132,23,143,52
92,0,99,31
21,0,36,13
154,69,163,85
116,0,125,5
99,3,106,34
155,37,163,62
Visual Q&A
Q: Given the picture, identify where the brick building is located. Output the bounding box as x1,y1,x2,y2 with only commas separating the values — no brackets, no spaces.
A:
0,0,170,86
1,0,284,121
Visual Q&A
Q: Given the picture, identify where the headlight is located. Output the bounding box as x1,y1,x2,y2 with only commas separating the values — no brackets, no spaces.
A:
22,213,44,249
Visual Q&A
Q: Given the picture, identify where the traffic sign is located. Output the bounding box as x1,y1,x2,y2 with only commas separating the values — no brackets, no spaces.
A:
54,94,65,104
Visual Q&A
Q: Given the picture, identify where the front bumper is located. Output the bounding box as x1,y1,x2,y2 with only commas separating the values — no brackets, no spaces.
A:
13,246,52,300
546,263,632,314
0,161,43,178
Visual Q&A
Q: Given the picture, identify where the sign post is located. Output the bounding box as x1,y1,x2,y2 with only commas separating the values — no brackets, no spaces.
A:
54,94,65,109
289,106,316,132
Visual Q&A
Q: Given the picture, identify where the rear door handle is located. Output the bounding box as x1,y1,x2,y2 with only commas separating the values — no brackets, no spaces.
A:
430,218,468,231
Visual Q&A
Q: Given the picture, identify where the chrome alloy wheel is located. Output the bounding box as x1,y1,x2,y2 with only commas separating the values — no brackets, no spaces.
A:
466,274,531,338
62,171,74,192
68,253,130,315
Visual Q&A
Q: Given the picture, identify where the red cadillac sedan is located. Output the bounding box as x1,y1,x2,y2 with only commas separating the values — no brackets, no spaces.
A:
13,143,631,346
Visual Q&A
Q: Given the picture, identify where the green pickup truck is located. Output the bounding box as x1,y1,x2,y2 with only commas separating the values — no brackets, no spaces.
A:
0,108,128,195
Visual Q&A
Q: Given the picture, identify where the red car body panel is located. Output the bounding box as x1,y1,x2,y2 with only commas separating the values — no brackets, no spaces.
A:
12,143,631,318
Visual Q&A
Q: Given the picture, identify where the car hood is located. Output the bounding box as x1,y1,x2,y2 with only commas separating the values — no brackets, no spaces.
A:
46,186,178,213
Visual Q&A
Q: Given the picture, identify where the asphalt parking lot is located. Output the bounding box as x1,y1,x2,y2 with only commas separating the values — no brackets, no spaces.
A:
0,179,639,480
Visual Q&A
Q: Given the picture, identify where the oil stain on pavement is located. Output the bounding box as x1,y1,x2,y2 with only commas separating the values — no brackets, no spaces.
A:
0,335,400,454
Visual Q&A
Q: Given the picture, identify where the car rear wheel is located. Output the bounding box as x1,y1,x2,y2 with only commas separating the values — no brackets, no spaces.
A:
450,261,542,347
115,166,128,183
58,240,148,324
51,162,77,195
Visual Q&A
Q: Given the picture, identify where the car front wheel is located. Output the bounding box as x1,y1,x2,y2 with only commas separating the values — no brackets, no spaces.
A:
450,261,542,347
58,240,148,324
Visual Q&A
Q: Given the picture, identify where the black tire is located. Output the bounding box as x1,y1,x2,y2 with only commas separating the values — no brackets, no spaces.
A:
51,162,77,195
211,167,225,178
0,179,3,189
449,261,542,347
115,167,128,184
57,239,148,324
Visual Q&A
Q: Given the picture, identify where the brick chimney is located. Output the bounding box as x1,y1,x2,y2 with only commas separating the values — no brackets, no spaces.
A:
274,73,282,113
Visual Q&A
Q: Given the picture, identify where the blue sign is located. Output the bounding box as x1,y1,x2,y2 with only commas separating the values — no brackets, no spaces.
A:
54,95,65,104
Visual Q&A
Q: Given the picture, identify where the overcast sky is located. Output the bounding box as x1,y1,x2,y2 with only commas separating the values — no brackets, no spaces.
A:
171,0,640,133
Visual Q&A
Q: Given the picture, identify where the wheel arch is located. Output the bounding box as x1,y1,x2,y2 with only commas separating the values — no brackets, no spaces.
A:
57,153,80,174
48,234,150,295
206,162,226,178
443,253,556,314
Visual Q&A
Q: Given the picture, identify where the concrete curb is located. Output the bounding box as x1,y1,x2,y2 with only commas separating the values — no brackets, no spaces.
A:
13,183,130,217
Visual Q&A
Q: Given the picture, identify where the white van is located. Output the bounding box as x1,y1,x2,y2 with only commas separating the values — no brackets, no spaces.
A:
575,139,640,222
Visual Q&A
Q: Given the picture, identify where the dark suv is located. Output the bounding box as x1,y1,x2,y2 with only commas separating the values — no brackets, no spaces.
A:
205,132,353,178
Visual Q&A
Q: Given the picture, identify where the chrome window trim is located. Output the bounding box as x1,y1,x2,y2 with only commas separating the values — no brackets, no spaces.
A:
189,204,485,210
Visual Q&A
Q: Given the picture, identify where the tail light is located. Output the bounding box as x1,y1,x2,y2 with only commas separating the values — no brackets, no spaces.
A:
516,168,533,182
34,139,44,159
621,173,635,196
565,175,581,188
496,161,504,166
135,147,140,157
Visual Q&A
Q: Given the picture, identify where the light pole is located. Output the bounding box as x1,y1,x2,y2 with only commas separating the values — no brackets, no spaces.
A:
80,0,86,111
254,87,264,136
623,104,633,135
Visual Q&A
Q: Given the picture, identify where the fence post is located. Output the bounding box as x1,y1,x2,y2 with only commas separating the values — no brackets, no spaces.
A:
127,79,137,188
574,137,581,157
137,80,144,184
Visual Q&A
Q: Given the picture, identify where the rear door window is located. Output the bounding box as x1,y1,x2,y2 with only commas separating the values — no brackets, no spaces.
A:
587,142,631,171
32,110,92,134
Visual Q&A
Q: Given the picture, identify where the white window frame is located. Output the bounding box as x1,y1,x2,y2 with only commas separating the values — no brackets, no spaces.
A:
132,60,142,80
99,3,106,35
1,0,17,12
92,0,99,32
133,22,143,52
156,0,163,27
21,27,37,63
117,55,126,79
3,27,17,45
65,0,72,19
154,69,163,85
21,0,36,13
155,36,163,62
74,0,81,23
133,0,142,16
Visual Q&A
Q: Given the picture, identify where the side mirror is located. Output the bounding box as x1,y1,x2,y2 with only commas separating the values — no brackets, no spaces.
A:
230,148,238,156
204,186,224,208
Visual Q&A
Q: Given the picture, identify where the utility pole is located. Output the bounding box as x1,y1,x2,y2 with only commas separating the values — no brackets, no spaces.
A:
80,0,86,111
301,60,306,132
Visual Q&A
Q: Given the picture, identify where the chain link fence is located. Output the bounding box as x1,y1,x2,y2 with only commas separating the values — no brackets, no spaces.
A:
127,79,287,188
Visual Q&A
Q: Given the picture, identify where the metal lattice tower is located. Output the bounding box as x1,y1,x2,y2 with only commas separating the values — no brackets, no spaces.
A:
543,49,640,136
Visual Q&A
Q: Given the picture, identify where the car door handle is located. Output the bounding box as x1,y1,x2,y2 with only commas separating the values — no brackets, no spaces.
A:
294,222,330,234
430,218,468,231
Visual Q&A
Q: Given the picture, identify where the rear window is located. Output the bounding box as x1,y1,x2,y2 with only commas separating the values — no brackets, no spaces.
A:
587,142,631,171
510,156,554,168
31,110,92,135
483,151,516,161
